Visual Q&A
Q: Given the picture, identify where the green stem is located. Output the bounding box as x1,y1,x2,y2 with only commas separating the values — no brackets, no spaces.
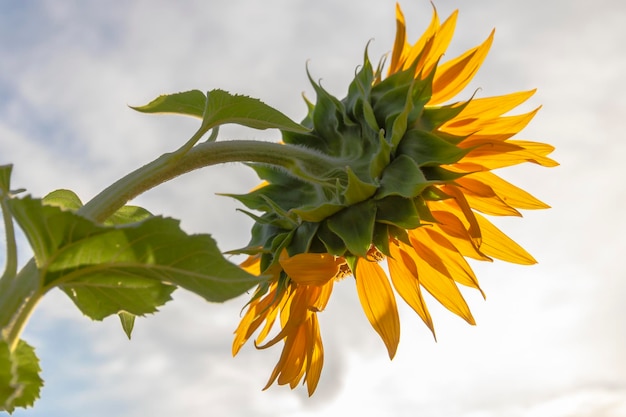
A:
78,139,339,222
0,260,42,350
0,197,17,281
0,138,339,349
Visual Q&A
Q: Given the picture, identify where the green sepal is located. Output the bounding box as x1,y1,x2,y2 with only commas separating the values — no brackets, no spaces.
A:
414,196,438,223
421,166,467,182
291,202,346,223
421,101,469,131
369,130,392,180
343,167,378,206
372,222,391,257
0,339,43,413
376,155,430,199
288,222,320,255
327,200,377,257
397,130,470,167
376,196,421,230
316,223,346,256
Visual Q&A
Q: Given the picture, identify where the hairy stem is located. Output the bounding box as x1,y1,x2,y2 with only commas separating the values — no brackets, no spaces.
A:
78,139,339,222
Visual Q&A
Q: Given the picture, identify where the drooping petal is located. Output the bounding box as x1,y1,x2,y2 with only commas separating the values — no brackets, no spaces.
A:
305,314,324,396
404,236,476,325
421,227,485,297
387,241,435,337
355,257,401,359
280,252,342,286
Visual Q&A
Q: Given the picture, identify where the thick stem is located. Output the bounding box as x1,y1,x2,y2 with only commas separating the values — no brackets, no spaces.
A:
78,140,339,222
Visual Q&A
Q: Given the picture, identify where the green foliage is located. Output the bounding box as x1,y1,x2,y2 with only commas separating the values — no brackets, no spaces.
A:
132,89,309,133
0,339,42,414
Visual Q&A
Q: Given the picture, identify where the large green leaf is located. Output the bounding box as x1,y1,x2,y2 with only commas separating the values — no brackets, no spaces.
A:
202,89,309,132
131,89,308,133
0,339,43,414
7,196,263,322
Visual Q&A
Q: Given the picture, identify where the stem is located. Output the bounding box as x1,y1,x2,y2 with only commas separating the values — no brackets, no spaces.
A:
0,260,41,350
79,139,339,222
1,197,17,281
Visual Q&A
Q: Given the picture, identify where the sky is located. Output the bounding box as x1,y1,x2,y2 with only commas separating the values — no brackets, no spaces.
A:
1,0,625,416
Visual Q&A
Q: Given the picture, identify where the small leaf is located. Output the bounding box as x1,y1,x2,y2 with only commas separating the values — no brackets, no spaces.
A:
0,339,43,413
130,90,207,118
201,89,309,132
118,312,135,340
42,189,83,211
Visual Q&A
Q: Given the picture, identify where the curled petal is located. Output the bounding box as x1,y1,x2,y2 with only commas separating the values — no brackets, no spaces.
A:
280,252,343,286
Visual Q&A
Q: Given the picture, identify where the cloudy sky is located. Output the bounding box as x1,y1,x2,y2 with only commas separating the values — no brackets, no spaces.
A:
1,0,625,416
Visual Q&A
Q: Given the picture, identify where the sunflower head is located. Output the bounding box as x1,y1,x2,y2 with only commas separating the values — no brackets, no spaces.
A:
230,3,557,395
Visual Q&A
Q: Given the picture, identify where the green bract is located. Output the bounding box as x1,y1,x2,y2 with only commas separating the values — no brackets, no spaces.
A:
229,51,470,265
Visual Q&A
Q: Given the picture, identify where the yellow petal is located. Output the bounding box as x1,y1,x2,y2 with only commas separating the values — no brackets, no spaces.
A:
465,170,550,210
280,252,342,286
430,29,494,104
400,7,440,75
388,3,408,75
429,210,491,261
455,108,540,141
421,10,459,75
456,176,522,216
474,212,537,264
420,227,484,297
446,90,536,122
305,314,324,396
405,236,476,325
388,242,435,337
459,140,558,170
355,257,401,359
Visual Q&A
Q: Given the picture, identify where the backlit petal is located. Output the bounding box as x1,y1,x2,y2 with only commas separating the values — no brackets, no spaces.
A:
355,257,401,359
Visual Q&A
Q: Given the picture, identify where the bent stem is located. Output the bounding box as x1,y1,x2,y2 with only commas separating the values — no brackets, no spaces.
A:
79,139,340,222
1,136,340,350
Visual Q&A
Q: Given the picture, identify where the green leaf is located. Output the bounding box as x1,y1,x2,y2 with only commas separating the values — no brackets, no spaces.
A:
42,189,83,211
60,276,175,320
7,197,263,322
0,339,43,413
103,205,153,226
327,200,377,257
201,89,309,133
118,312,135,340
130,90,207,118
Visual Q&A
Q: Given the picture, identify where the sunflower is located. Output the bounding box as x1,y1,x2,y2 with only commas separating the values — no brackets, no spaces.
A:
231,4,557,395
